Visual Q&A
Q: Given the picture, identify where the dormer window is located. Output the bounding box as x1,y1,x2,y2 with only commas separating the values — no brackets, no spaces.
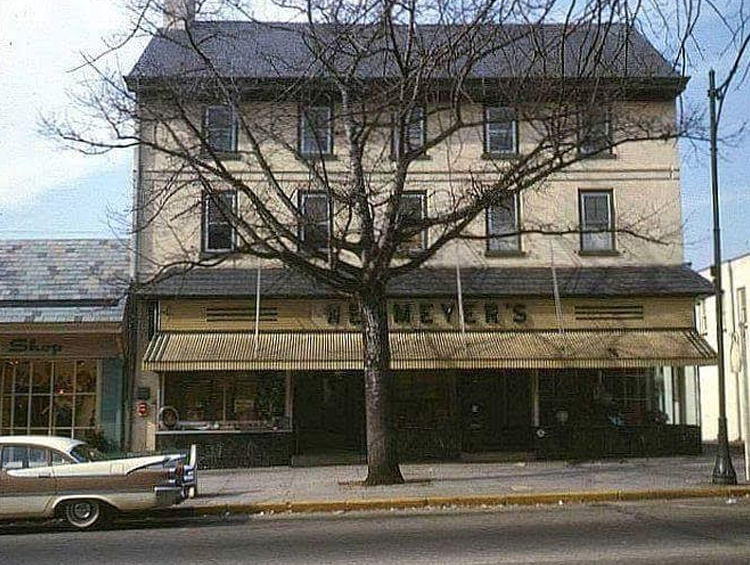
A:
203,105,237,154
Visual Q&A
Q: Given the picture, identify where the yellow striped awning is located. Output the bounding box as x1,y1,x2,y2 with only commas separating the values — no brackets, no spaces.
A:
142,329,715,372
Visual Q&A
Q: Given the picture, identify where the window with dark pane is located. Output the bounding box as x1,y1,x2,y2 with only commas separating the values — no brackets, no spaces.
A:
487,193,520,252
484,106,517,154
203,190,236,252
300,105,333,155
393,106,425,155
300,192,330,250
580,190,614,251
398,192,426,253
579,108,612,156
203,105,237,153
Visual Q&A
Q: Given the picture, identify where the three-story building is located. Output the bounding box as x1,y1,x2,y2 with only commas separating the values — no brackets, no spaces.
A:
125,2,714,466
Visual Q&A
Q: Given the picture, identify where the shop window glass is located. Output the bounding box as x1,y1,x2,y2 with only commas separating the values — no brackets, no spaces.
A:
75,395,97,428
13,396,29,431
2,362,13,394
33,361,53,394
54,396,73,430
30,397,50,428
55,361,75,395
15,362,30,394
0,358,98,437
76,360,97,393
162,373,288,430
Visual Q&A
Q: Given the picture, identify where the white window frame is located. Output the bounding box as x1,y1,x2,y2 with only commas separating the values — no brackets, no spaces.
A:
299,192,330,250
203,105,237,154
484,106,518,155
300,104,333,156
203,190,237,253
579,190,615,252
487,193,521,253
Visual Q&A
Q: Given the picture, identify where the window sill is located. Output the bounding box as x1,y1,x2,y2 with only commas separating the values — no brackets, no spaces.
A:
481,152,520,161
390,153,432,162
485,249,526,258
577,151,617,160
578,249,620,257
300,153,338,161
200,249,237,260
200,151,242,162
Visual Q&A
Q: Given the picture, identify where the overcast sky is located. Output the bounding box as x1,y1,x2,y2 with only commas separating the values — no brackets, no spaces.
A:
0,1,747,270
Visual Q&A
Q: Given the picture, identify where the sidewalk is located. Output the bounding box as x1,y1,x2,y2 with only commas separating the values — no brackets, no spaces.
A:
175,455,750,516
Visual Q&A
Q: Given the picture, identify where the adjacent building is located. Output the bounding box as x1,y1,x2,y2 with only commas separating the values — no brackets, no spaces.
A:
697,252,750,443
0,240,129,449
124,5,714,466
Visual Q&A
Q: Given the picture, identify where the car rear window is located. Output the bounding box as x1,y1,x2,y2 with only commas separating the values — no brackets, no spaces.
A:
1,446,26,470
70,444,107,463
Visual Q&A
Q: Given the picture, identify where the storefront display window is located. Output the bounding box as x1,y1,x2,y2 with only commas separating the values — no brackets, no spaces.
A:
0,359,99,437
161,372,289,431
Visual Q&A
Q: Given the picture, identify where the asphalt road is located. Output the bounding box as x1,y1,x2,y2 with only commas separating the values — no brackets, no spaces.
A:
2,498,750,564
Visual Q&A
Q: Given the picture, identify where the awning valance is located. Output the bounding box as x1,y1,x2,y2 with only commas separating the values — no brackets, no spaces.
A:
142,329,715,372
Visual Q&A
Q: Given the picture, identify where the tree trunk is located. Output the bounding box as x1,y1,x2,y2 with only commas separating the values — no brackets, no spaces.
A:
359,285,405,486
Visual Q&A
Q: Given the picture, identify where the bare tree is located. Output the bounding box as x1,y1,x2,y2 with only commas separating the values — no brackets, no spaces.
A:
49,0,705,484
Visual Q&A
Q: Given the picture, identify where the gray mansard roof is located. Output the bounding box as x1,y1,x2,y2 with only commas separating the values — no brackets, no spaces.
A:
138,264,713,299
127,21,683,91
0,240,130,324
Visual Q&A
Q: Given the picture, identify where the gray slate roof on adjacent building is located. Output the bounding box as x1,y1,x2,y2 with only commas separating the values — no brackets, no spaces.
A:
138,264,713,299
0,240,130,324
127,22,681,87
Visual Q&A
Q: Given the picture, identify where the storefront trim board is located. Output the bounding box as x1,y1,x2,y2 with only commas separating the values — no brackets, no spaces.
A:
0,332,121,359
157,297,695,333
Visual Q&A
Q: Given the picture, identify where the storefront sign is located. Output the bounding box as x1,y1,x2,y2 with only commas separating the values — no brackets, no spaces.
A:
3,337,63,356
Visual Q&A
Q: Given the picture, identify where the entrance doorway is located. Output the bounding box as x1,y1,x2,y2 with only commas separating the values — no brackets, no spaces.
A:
293,372,365,455
458,371,532,452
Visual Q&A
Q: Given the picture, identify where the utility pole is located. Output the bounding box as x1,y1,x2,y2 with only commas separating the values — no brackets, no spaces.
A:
709,69,737,485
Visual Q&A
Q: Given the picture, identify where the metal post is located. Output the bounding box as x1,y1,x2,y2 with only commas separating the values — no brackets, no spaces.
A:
709,69,737,484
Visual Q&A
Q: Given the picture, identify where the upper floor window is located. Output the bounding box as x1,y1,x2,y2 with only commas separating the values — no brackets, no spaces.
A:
578,108,612,156
397,191,427,254
579,190,615,252
738,287,747,327
203,190,237,253
203,105,237,154
484,106,517,155
299,104,333,156
393,106,426,156
487,193,521,253
299,192,330,250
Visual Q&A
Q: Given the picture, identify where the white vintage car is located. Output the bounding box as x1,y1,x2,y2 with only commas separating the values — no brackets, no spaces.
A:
0,435,197,529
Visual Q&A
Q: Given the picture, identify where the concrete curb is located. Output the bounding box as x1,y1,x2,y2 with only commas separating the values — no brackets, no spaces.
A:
154,485,750,519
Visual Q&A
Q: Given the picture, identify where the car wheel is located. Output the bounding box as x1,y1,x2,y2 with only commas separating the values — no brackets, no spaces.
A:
63,500,103,530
